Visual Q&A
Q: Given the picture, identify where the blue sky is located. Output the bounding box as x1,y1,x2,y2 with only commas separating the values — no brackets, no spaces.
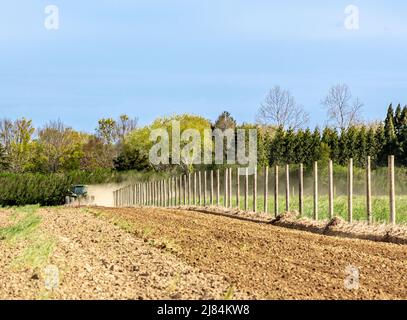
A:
1,0,407,131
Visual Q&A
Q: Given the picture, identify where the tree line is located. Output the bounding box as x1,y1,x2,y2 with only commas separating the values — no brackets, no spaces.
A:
0,114,139,173
1,96,406,175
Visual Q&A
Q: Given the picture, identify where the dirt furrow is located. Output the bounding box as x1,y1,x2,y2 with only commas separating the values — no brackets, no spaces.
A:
98,206,407,299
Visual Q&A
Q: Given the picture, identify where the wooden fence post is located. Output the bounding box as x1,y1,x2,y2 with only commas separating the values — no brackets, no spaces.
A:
146,182,148,206
152,181,154,206
163,180,166,207
194,172,197,205
253,166,257,212
143,183,146,205
163,178,170,207
163,179,169,207
178,176,181,205
210,170,214,205
163,179,166,207
348,158,353,223
198,171,202,206
366,156,372,224
150,181,153,206
145,183,147,206
328,159,334,219
152,181,155,207
137,184,139,206
168,178,172,206
188,173,191,205
313,161,318,220
157,180,161,207
121,187,124,207
236,168,240,209
184,175,187,205
245,167,249,211
204,170,207,206
285,164,290,212
264,166,269,213
154,181,157,206
157,181,160,207
123,186,126,206
152,182,155,206
173,177,176,206
217,169,220,206
229,168,233,208
158,181,161,207
224,168,228,207
158,181,162,207
158,180,163,207
136,185,138,206
298,164,303,216
132,184,135,206
389,155,396,224
274,165,279,217
121,188,123,207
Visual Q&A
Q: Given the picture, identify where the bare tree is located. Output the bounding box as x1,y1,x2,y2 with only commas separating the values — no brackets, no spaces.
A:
256,86,309,130
116,114,138,142
322,84,363,130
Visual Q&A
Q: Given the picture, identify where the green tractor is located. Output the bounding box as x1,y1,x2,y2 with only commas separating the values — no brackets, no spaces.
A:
66,185,88,205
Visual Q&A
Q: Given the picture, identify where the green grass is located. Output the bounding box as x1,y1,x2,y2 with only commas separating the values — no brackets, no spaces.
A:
0,205,41,242
173,194,407,224
0,205,56,270
12,237,56,270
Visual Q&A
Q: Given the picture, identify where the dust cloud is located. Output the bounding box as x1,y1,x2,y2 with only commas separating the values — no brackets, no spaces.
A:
84,184,125,207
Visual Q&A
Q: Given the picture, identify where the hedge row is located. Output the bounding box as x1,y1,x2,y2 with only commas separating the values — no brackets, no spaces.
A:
0,169,119,206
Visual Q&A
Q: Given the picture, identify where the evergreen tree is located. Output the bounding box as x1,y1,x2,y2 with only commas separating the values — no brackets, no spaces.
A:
355,126,368,167
375,123,386,166
322,127,339,162
269,127,285,165
398,106,407,165
383,104,398,159
366,127,378,166
338,129,348,165
302,128,313,166
346,126,359,160
284,128,296,163
394,103,403,140
294,129,305,164
310,127,321,162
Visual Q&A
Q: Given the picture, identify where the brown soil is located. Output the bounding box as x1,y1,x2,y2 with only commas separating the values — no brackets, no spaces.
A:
1,206,406,299
0,207,246,300
98,206,407,300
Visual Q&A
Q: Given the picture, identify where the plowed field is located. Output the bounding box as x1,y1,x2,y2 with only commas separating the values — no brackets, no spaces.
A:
0,206,406,299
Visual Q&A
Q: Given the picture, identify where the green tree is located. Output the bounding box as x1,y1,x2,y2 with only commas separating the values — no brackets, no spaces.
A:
269,126,285,165
383,104,398,159
126,113,212,172
36,120,85,173
310,127,321,163
322,127,339,161
355,126,368,167
284,128,296,163
0,118,36,173
213,111,236,131
96,118,117,144
366,127,378,166
0,143,9,170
